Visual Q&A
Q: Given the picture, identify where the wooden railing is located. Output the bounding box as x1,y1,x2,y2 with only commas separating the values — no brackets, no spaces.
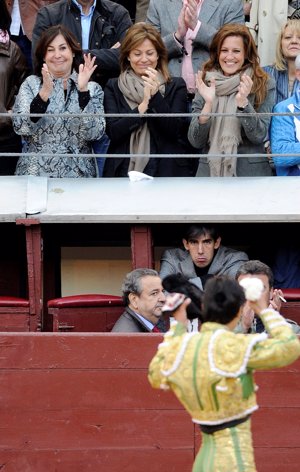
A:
0,333,299,471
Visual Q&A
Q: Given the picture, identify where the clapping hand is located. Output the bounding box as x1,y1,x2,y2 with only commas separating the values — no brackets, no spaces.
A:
138,67,160,113
236,73,252,108
195,71,216,103
243,1,252,17
176,0,198,40
184,0,199,31
176,2,188,40
141,67,160,98
77,53,97,92
240,303,255,332
39,63,54,102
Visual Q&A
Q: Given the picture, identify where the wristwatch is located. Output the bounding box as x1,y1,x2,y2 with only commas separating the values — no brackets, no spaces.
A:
237,101,249,111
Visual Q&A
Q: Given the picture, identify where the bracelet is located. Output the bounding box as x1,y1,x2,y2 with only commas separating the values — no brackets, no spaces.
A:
174,33,188,55
174,32,183,44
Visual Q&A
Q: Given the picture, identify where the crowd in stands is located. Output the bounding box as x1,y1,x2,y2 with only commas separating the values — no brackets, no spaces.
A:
1,0,300,177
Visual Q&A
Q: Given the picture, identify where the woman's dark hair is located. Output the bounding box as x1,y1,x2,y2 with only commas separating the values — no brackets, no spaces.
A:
202,276,246,324
120,22,171,81
33,24,83,76
0,0,12,32
202,23,269,109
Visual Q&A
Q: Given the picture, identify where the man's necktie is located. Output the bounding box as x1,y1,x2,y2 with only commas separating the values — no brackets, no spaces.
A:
152,325,161,333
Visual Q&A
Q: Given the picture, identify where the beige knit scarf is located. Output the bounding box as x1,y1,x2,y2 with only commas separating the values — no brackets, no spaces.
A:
118,69,165,173
203,68,252,177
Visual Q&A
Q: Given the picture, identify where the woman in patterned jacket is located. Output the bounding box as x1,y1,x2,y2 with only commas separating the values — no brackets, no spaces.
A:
149,276,300,472
13,24,105,178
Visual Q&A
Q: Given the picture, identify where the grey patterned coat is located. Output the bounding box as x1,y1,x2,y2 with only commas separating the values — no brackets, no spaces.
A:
13,72,105,178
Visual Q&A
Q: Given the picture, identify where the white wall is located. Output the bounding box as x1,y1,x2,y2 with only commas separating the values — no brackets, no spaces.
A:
61,247,132,296
61,246,167,296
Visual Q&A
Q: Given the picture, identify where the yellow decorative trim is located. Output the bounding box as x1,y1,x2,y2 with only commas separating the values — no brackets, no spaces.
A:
269,320,288,329
161,332,198,376
208,329,267,377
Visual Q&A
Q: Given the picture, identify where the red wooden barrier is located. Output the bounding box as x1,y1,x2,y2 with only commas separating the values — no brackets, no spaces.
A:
0,221,42,332
281,289,300,325
131,225,154,269
0,333,299,471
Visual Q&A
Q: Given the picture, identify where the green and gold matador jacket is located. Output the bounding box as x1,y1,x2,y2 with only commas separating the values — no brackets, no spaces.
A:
148,309,300,425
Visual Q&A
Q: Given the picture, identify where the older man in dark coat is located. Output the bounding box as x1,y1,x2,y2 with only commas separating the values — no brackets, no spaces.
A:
112,268,167,333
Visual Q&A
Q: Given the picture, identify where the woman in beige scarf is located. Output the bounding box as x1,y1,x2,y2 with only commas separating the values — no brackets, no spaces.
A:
103,23,195,178
188,23,275,177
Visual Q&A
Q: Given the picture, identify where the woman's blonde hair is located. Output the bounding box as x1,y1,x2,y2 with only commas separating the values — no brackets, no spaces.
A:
120,22,171,81
202,23,269,109
274,19,300,71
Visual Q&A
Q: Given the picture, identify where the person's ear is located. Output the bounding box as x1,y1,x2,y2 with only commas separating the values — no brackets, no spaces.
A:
182,238,189,250
214,237,221,249
128,292,138,309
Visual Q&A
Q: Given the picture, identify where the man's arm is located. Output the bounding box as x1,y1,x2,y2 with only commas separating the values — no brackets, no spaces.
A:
147,0,185,59
135,0,150,22
248,309,300,369
193,0,245,49
188,92,210,149
88,7,132,72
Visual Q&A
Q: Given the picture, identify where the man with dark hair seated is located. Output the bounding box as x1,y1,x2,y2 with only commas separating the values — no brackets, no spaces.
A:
160,224,249,291
112,268,166,333
236,259,300,334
